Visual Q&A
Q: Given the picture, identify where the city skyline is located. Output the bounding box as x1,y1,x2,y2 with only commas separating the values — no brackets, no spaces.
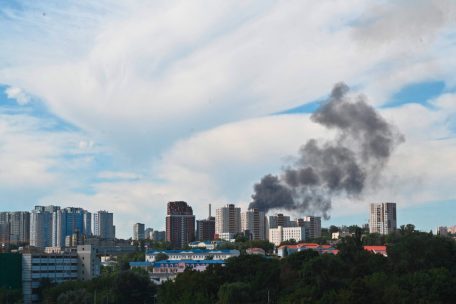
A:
1,1,456,238
1,200,453,240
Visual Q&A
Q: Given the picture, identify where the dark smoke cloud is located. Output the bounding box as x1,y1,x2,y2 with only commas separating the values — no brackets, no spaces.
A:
249,82,404,219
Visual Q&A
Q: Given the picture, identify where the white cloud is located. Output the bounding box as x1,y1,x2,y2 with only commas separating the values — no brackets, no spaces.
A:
1,1,455,161
97,171,142,181
0,109,101,210
5,86,31,105
1,1,456,236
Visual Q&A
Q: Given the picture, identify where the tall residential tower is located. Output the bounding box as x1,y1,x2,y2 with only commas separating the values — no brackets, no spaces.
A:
369,202,397,235
215,204,241,240
166,201,195,249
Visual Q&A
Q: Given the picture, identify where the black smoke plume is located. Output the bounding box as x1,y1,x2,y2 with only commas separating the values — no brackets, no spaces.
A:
249,83,404,219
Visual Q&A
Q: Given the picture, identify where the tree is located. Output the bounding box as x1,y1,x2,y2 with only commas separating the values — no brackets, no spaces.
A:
57,289,91,304
113,270,157,304
329,225,339,234
217,282,251,304
154,253,169,262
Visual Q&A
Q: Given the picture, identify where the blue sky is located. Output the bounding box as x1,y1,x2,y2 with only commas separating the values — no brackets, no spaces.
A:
1,1,456,238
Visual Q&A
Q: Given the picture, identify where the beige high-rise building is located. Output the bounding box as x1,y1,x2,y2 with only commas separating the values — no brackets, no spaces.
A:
241,209,266,240
369,202,397,235
215,204,241,240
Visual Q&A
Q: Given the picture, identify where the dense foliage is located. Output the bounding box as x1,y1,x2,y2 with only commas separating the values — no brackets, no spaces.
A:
42,269,157,304
159,230,456,304
0,287,22,304
41,230,456,304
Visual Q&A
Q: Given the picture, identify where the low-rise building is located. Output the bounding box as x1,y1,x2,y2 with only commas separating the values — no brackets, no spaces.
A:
246,248,266,256
277,243,388,258
363,245,387,257
277,243,339,257
331,231,351,239
188,240,221,250
145,249,239,262
269,226,306,246
434,226,448,236
216,232,237,242
22,245,100,303
130,260,225,284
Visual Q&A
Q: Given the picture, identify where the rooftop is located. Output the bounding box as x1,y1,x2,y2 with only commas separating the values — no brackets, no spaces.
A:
146,249,238,254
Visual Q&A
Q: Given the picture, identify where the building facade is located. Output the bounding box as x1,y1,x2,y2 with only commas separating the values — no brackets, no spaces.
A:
215,204,241,240
22,245,100,303
196,217,215,241
241,209,266,240
369,202,397,235
267,214,292,229
269,226,306,246
133,223,145,240
144,228,154,239
0,211,30,245
30,206,60,248
301,216,322,240
93,210,115,240
152,230,166,241
166,201,195,249
145,249,240,262
52,207,91,247
0,223,10,246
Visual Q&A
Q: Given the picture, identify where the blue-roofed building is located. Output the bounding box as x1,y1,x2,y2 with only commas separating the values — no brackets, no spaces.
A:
145,248,239,262
129,259,226,285
188,240,222,250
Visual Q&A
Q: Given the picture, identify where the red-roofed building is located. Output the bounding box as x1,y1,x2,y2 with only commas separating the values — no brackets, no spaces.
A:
363,245,387,257
246,247,266,256
277,244,387,257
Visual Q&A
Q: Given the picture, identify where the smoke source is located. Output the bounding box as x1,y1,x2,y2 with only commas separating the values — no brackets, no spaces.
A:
249,82,404,219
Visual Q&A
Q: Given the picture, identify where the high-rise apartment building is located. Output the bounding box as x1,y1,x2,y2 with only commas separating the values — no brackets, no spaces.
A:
215,204,241,240
267,214,292,229
152,230,166,241
241,208,266,240
0,211,30,244
301,216,322,240
196,217,215,241
196,204,215,241
369,202,397,235
30,205,60,248
0,223,10,246
133,223,145,240
52,207,91,247
93,211,115,240
166,201,195,249
295,216,321,239
145,228,154,240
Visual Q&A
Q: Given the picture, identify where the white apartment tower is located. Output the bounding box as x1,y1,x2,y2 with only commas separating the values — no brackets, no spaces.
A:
30,205,60,248
215,204,241,240
241,209,266,240
369,202,397,235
